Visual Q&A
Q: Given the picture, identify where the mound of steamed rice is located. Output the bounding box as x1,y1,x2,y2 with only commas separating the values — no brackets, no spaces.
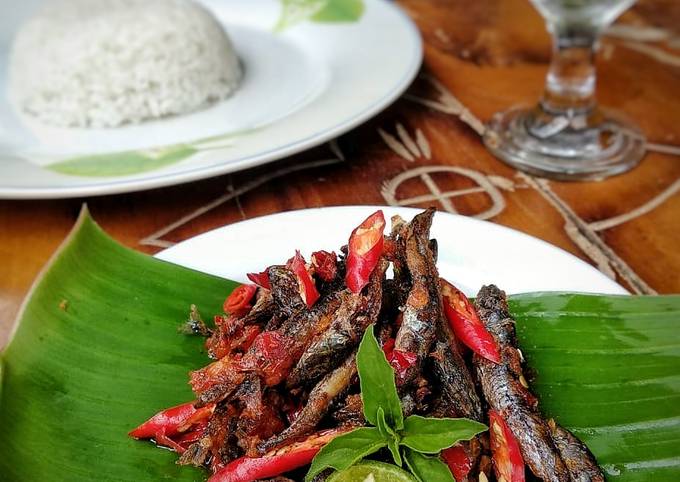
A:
8,0,242,128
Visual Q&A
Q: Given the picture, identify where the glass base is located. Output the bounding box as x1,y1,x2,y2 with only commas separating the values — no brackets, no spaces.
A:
483,105,646,181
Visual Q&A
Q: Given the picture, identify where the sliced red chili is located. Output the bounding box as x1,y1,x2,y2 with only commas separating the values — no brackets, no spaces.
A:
311,250,337,282
442,444,473,481
387,349,418,384
213,314,235,330
175,419,208,448
381,337,416,383
129,401,215,440
224,284,258,317
288,251,320,307
440,278,501,364
247,270,271,290
154,430,186,453
382,337,396,355
489,410,525,482
238,331,295,386
206,334,230,360
345,210,386,293
190,355,241,394
236,325,261,352
207,317,261,359
208,429,345,482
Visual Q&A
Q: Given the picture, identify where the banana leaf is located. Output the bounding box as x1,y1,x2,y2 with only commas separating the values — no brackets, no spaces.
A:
0,210,678,481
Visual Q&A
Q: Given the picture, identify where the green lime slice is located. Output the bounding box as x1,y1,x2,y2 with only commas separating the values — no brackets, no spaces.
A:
328,461,418,482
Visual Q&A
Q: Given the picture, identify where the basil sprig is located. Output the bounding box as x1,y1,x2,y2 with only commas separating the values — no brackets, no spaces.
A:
305,326,487,482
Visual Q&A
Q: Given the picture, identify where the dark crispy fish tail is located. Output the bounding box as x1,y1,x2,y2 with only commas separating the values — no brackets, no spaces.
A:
549,420,605,482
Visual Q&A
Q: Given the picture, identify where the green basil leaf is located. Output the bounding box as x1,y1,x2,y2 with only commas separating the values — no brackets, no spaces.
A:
403,448,455,482
388,437,403,467
357,325,404,429
400,415,487,454
377,407,402,466
376,407,390,438
305,427,387,481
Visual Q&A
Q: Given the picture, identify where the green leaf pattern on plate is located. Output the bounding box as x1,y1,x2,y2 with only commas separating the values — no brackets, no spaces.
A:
46,126,254,178
276,0,365,31
48,144,197,177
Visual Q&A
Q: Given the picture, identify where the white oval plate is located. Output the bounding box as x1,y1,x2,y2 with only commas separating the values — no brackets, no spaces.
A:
0,0,421,199
156,206,628,296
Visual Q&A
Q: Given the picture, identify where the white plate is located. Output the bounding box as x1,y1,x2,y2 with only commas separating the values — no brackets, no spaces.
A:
0,0,421,199
156,206,628,296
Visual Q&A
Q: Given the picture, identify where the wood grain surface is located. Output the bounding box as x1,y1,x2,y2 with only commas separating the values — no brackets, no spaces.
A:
1,0,679,349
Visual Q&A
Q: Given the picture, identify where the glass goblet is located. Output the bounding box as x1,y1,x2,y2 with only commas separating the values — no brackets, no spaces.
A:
484,0,645,181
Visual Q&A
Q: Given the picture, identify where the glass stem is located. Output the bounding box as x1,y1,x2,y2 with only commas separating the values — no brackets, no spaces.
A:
541,26,600,116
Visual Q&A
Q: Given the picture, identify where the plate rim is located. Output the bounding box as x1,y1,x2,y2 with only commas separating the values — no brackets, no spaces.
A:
156,205,629,295
0,0,423,199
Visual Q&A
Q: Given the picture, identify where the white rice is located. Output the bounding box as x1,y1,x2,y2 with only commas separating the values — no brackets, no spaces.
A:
8,0,242,128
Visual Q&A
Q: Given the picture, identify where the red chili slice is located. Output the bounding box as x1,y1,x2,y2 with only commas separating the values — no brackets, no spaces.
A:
154,430,186,453
440,278,501,364
129,401,215,440
311,250,337,282
442,444,473,481
288,251,320,307
247,270,271,290
381,337,417,384
382,338,396,355
387,349,418,384
208,429,345,482
489,410,525,482
190,355,241,394
223,284,258,316
238,331,295,386
236,325,261,352
345,210,386,293
175,420,208,448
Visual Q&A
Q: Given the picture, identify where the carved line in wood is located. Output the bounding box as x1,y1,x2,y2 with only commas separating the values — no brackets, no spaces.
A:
381,165,507,220
377,119,509,219
589,178,680,231
139,146,344,248
405,74,487,136
517,173,657,295
378,123,432,162
604,23,680,67
647,143,680,157
605,24,676,44
621,41,680,67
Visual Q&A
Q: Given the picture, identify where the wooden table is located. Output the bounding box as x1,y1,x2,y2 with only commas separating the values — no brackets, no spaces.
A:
1,0,679,349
